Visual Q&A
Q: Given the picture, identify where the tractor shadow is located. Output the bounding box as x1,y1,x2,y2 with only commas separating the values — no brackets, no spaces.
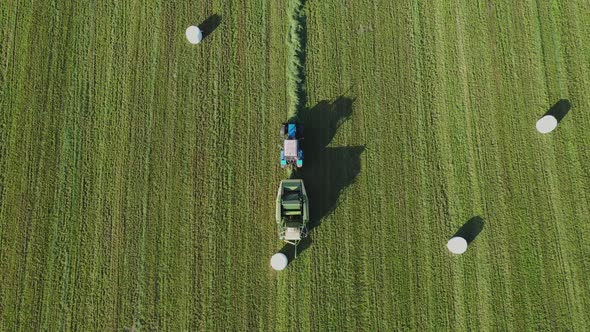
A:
287,96,364,258
200,14,221,40
543,99,571,123
452,216,485,244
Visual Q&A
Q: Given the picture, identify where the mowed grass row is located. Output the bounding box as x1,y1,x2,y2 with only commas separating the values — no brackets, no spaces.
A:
287,0,590,330
0,0,293,330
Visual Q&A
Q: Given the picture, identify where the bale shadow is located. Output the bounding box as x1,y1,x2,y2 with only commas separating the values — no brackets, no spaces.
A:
200,14,221,40
293,96,364,229
452,216,485,244
543,99,571,123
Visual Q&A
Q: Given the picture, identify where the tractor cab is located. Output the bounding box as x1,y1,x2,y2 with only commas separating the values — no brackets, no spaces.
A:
280,122,304,168
276,179,309,245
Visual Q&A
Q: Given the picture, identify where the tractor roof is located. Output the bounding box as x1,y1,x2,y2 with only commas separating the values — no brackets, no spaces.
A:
284,139,298,157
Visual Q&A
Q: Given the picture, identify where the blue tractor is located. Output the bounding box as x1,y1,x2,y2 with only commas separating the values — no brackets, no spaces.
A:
280,122,304,168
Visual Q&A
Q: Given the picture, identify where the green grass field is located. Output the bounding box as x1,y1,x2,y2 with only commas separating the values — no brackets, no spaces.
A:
2,0,590,330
